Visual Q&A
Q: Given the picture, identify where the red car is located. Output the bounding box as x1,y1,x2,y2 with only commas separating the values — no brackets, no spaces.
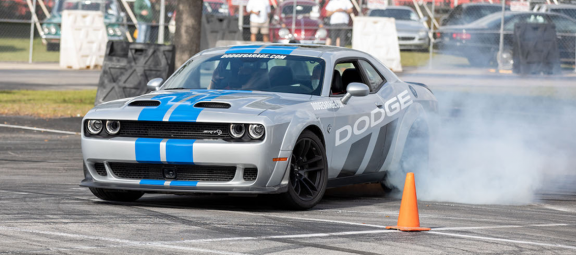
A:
269,0,327,44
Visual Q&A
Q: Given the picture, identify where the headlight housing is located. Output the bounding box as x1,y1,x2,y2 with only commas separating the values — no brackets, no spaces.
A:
87,120,103,134
278,28,290,39
315,28,327,39
229,124,245,139
114,27,122,36
105,120,121,135
43,26,49,34
107,27,115,36
418,30,428,38
248,124,265,139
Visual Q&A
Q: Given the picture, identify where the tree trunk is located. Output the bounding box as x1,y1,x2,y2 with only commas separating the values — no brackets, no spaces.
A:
174,0,203,68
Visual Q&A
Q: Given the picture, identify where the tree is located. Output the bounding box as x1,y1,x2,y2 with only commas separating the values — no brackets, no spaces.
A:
174,0,203,68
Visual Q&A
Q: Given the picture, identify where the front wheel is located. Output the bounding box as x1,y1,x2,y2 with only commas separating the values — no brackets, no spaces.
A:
282,130,328,210
89,187,144,202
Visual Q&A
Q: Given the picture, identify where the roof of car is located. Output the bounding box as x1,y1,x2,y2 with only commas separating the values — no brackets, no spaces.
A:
201,44,361,57
545,4,576,9
371,6,414,10
460,3,502,7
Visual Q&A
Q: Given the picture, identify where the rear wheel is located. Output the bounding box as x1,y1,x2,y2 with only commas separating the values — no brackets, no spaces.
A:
381,118,429,191
282,130,328,210
89,187,144,202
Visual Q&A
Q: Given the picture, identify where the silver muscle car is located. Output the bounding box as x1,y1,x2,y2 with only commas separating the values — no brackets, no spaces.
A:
81,44,438,209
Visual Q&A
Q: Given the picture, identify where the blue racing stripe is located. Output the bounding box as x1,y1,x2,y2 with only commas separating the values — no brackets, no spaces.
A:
168,90,250,122
259,46,298,55
135,138,163,163
225,45,262,54
170,181,198,187
140,179,165,185
166,139,195,164
138,93,195,122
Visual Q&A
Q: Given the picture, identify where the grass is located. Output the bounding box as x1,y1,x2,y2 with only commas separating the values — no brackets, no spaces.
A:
400,51,469,67
0,90,97,118
0,38,59,62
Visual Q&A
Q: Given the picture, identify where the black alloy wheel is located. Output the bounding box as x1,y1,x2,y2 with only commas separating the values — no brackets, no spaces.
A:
283,130,328,209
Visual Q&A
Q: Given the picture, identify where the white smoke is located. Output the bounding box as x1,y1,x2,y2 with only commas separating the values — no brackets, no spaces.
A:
390,85,576,205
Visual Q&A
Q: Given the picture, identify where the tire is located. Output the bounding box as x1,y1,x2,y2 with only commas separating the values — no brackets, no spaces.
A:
282,130,328,210
46,43,59,52
381,118,429,191
89,187,144,202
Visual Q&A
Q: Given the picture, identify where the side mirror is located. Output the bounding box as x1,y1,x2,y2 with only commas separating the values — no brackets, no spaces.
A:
147,78,163,91
341,82,370,104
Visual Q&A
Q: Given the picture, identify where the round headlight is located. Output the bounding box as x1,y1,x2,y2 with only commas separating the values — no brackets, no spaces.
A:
248,124,265,139
229,124,245,139
105,120,121,135
87,120,103,134
278,28,290,38
107,27,115,35
43,26,49,34
49,25,56,34
315,28,327,39
114,27,122,36
418,30,428,38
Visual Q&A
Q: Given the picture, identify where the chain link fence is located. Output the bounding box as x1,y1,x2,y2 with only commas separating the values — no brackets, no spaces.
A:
1,0,575,72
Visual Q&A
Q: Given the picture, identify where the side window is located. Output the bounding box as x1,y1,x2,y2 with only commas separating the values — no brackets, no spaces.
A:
331,61,363,95
358,60,385,91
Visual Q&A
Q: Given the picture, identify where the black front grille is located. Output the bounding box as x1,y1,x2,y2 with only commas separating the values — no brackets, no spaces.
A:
194,102,231,109
398,36,415,41
108,163,237,182
128,100,161,107
94,163,107,176
117,121,230,139
243,168,257,181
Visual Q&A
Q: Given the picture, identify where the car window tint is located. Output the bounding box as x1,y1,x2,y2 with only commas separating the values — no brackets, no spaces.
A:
358,60,385,91
549,15,576,33
504,14,549,30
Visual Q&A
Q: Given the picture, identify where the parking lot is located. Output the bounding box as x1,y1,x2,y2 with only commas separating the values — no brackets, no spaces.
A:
1,71,575,254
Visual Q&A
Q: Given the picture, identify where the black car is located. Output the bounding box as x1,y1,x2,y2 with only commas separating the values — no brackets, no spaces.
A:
440,3,508,26
435,12,576,67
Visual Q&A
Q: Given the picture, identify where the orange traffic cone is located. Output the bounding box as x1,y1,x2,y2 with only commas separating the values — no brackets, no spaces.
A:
386,172,430,232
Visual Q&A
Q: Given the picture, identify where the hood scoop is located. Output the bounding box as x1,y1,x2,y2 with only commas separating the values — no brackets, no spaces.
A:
194,102,231,109
128,100,161,107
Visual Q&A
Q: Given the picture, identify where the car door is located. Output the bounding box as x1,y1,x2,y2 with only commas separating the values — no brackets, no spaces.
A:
328,59,386,179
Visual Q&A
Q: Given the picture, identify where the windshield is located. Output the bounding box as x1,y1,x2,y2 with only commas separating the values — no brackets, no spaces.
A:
551,9,576,20
369,9,419,21
162,54,326,96
54,0,118,15
462,6,503,23
282,4,316,16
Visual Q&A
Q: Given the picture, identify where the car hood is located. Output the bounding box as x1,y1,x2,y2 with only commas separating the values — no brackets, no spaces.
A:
282,17,321,27
394,20,427,31
91,90,312,121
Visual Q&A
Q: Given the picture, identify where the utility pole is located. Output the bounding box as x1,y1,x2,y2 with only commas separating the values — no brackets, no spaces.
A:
174,0,203,68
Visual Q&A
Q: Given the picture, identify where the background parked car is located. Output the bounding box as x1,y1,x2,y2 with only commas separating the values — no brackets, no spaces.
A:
368,6,429,51
435,11,576,67
534,4,576,20
270,0,327,43
41,0,125,51
440,3,508,26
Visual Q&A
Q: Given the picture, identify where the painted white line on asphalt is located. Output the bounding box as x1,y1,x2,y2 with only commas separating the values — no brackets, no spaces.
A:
165,229,396,245
221,210,389,229
0,124,78,135
428,231,576,250
433,223,570,231
0,226,247,255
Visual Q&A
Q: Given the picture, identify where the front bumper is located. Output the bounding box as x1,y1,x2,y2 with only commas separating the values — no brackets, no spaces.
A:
397,33,429,50
81,124,292,194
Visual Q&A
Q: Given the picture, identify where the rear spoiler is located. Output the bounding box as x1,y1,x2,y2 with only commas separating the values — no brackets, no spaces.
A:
406,81,433,94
